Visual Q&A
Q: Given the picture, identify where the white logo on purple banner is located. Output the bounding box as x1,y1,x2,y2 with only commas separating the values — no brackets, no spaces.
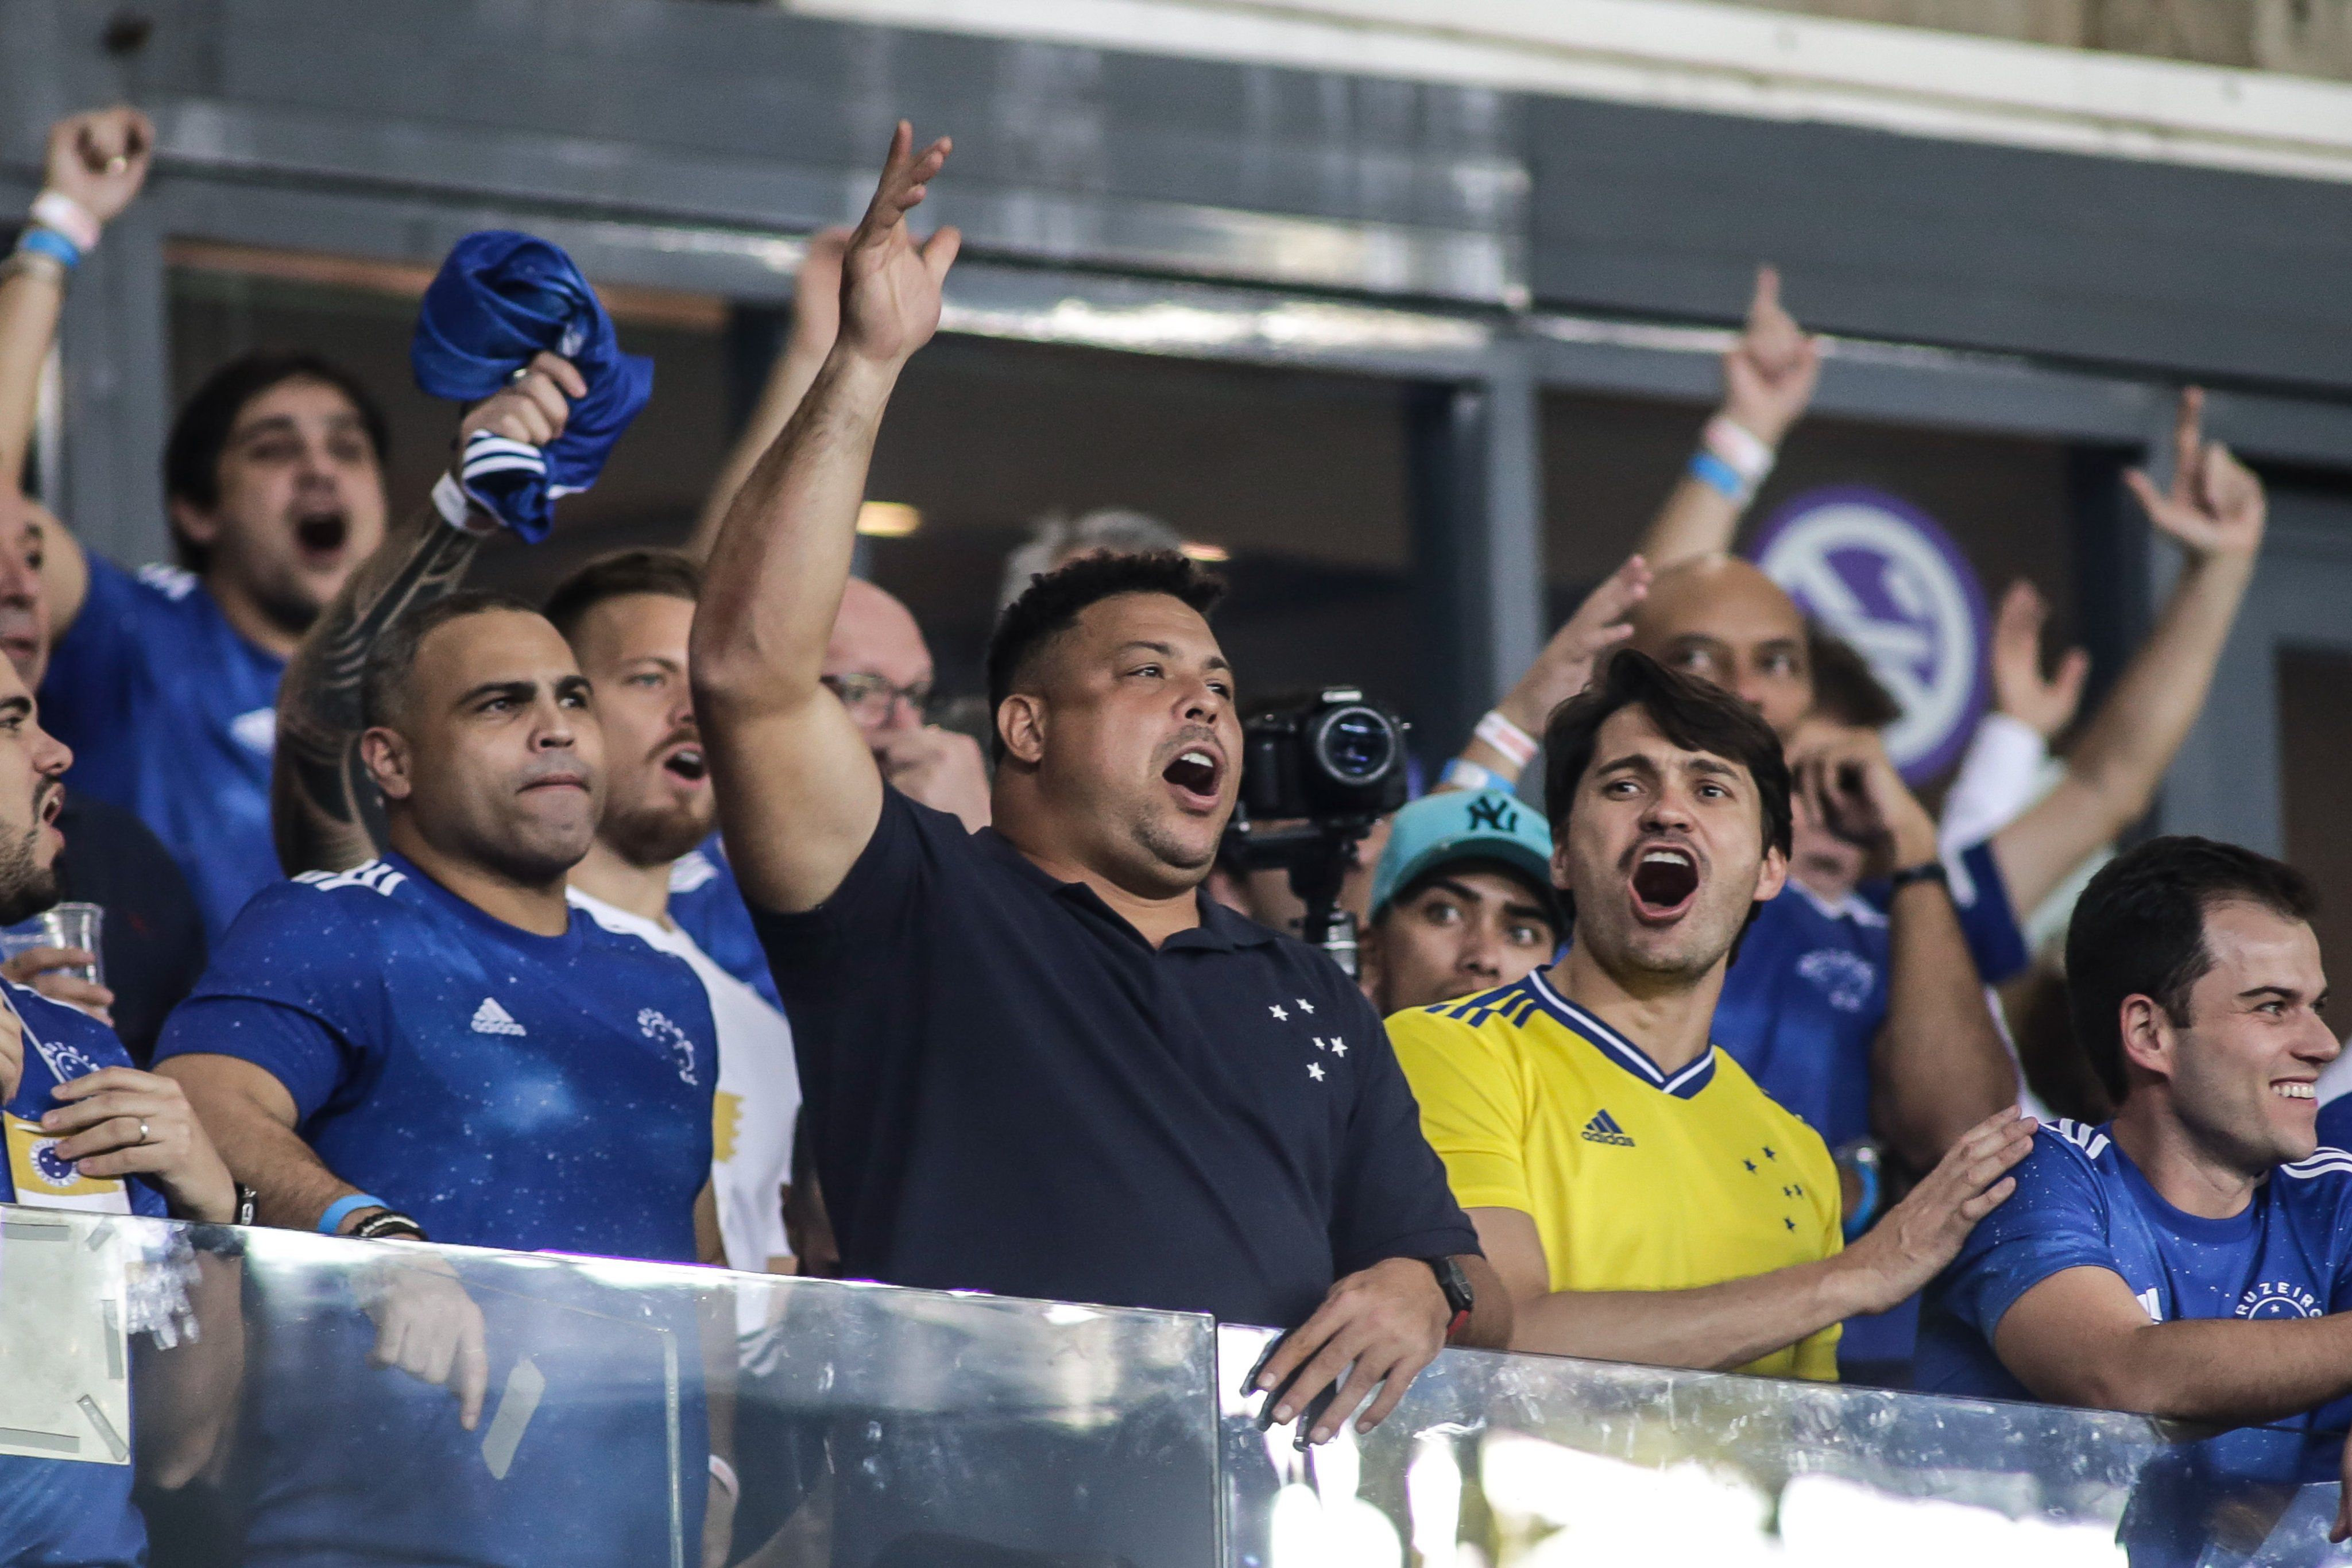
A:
1748,486,1990,783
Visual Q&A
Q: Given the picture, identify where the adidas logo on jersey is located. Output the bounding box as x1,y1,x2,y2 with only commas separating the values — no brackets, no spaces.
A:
470,998,526,1036
1581,1109,1635,1147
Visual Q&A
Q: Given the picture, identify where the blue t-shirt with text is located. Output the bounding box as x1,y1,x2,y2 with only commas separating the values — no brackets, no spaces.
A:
0,982,165,1568
1921,1118,2352,1542
40,557,287,941
153,851,716,1260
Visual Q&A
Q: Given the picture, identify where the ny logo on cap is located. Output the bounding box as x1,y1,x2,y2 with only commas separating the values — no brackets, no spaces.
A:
1465,797,1519,833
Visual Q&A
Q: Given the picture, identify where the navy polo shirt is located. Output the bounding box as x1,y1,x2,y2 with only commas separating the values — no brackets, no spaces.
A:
753,787,1479,1330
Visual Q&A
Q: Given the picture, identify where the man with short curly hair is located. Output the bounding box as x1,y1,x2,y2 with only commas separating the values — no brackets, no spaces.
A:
694,127,1508,1472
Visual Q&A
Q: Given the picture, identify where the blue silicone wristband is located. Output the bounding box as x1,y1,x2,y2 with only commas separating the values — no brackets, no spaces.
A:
15,226,80,270
1688,450,1748,503
319,1193,388,1235
1842,1159,1881,1243
1441,757,1502,792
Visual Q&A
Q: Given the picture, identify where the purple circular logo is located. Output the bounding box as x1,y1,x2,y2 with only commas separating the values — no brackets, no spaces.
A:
1747,486,1990,783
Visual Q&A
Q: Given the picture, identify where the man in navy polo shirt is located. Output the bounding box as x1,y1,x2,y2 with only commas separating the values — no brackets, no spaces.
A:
1920,837,2352,1551
695,124,1505,1449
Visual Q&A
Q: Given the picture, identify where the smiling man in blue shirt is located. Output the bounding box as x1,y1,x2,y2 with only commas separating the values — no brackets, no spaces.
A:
1919,835,2352,1547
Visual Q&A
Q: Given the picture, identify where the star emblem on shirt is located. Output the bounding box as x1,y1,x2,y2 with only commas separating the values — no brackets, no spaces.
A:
1329,1037,1347,1058
1307,1062,1326,1082
1270,1004,1289,1021
1295,998,1316,1015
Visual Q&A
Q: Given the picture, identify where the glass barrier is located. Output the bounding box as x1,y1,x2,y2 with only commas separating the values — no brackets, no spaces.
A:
0,1206,1219,1568
13,1201,2352,1567
1217,1325,2352,1568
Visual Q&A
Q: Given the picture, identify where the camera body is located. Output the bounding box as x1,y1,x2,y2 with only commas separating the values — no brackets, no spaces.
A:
1226,688,1411,979
1237,687,1411,824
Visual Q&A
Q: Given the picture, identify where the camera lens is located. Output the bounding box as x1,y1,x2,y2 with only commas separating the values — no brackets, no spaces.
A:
1313,704,1396,784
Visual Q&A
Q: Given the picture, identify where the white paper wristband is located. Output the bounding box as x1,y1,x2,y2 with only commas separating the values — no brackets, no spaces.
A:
30,191,100,253
1702,415,1775,485
1473,710,1539,769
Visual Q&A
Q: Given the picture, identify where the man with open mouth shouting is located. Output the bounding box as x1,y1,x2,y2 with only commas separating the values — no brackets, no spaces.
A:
1390,649,2033,1379
693,130,1508,1552
0,108,391,942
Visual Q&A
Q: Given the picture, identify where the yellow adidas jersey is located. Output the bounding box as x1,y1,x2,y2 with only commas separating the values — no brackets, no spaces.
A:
1388,969,1843,1380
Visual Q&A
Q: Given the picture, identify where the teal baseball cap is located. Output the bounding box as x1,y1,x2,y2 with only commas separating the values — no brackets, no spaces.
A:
1370,788,1559,926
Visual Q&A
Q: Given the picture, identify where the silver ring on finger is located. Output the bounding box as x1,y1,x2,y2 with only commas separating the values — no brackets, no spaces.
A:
106,154,129,175
137,1118,151,1145
508,366,533,385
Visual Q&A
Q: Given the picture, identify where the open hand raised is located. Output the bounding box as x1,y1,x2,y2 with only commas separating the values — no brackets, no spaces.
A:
837,122,961,366
1990,580,2088,740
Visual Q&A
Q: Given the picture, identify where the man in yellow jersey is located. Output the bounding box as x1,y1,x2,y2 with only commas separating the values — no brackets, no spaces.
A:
1388,650,2036,1379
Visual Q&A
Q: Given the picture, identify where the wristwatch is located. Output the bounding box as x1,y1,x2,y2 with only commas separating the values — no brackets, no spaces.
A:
1426,1256,1475,1343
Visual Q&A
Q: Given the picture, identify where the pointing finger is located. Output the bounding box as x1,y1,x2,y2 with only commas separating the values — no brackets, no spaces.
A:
455,1334,490,1431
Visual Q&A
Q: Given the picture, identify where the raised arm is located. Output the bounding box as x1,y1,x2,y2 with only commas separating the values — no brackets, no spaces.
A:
1794,725,2020,1166
1635,267,1823,570
687,229,850,560
1938,581,2085,853
1492,1108,2029,1367
1991,390,2264,915
1440,553,1649,792
2,108,154,633
272,354,584,874
691,123,960,914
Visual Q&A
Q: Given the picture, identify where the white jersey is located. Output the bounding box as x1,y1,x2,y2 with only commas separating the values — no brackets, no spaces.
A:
569,887,800,1322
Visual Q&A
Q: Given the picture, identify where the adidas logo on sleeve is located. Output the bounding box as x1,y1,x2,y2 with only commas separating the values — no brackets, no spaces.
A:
1581,1109,1635,1147
470,998,527,1036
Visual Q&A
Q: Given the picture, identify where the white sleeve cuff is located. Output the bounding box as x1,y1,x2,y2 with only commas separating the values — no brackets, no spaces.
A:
1939,711,2050,854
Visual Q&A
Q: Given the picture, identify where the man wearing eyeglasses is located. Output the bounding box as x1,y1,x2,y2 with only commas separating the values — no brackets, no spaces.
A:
823,576,990,832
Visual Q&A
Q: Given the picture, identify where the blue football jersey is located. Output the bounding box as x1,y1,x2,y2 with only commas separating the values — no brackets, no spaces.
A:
1921,1121,2352,1507
667,834,780,1009
2315,1094,2352,1153
153,851,716,1261
1715,839,2028,1372
0,982,165,1568
40,557,287,941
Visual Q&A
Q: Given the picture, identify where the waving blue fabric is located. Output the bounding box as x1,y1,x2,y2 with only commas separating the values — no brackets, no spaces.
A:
410,231,653,542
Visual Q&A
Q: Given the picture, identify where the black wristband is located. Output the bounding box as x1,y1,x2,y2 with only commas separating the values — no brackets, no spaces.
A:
1889,860,1949,892
351,1210,430,1242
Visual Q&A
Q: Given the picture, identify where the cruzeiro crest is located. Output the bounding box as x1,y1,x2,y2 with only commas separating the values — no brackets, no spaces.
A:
2235,1280,2321,1319
1750,486,1991,783
637,1009,699,1087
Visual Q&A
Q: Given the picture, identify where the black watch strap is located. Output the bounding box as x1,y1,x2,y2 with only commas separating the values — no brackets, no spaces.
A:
1426,1256,1475,1342
233,1183,258,1226
1889,860,1949,892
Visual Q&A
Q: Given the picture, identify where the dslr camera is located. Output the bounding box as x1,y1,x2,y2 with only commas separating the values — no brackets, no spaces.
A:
1237,688,1412,824
1225,688,1411,975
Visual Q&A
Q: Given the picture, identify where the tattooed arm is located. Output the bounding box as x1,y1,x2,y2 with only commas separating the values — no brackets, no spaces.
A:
271,353,586,875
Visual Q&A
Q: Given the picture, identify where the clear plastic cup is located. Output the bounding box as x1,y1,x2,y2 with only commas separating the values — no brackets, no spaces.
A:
0,902,104,986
